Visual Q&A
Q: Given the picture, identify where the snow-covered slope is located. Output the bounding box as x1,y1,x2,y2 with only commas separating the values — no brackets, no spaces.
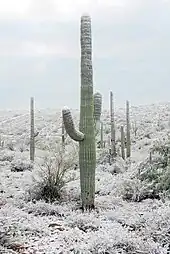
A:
0,102,170,253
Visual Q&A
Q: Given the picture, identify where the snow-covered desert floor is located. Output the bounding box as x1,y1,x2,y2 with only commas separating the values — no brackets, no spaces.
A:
0,102,170,254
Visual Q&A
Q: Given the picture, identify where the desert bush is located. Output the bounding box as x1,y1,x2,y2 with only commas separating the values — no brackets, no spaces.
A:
0,219,20,252
23,201,65,216
67,212,101,233
10,159,33,172
6,141,15,151
105,127,110,134
96,148,110,165
122,178,160,202
123,139,170,202
29,144,78,202
17,140,28,152
99,158,126,175
138,140,170,194
0,151,14,162
151,140,170,168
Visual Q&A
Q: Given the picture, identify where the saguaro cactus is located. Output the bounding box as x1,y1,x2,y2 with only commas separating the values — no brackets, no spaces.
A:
62,15,96,210
61,119,65,149
120,125,125,160
110,91,116,158
30,97,35,161
100,121,104,148
126,100,131,158
94,92,102,132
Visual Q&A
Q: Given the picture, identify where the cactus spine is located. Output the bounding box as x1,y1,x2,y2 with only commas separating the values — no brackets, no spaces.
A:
126,100,131,158
30,97,35,161
62,15,96,210
120,125,125,160
110,91,116,158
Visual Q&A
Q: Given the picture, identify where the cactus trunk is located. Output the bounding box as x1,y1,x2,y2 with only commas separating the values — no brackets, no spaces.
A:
62,15,96,210
30,97,35,161
79,15,96,210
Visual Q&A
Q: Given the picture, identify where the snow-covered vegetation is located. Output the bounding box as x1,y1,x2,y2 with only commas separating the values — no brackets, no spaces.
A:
0,102,170,253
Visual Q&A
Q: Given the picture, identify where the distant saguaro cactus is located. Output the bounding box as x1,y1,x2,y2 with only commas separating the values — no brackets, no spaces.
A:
149,151,152,164
94,92,102,132
30,97,35,161
120,125,125,160
62,15,97,210
110,91,116,158
61,119,65,149
100,121,104,148
126,100,131,158
134,119,138,137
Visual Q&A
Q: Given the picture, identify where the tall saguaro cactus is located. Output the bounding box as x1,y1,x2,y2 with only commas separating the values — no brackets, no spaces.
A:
110,91,116,157
30,97,35,161
62,15,96,210
126,100,131,158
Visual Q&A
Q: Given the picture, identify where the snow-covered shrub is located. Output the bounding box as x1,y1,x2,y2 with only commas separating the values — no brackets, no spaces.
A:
17,141,28,152
0,218,21,251
123,139,170,202
122,178,160,202
138,140,170,195
67,212,101,234
29,144,78,202
97,148,111,165
105,127,110,134
0,150,14,162
99,158,126,175
10,159,33,172
6,141,15,151
23,201,65,216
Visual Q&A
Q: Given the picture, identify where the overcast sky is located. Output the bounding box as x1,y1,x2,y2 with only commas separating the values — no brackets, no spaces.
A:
0,0,170,110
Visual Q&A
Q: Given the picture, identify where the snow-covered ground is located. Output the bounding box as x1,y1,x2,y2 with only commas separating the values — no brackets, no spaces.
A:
0,102,170,253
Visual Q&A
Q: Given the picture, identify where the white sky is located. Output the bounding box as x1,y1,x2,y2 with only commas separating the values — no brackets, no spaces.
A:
0,0,131,20
0,0,170,108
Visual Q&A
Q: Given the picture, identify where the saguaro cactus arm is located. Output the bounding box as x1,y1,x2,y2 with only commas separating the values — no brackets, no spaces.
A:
62,107,84,142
